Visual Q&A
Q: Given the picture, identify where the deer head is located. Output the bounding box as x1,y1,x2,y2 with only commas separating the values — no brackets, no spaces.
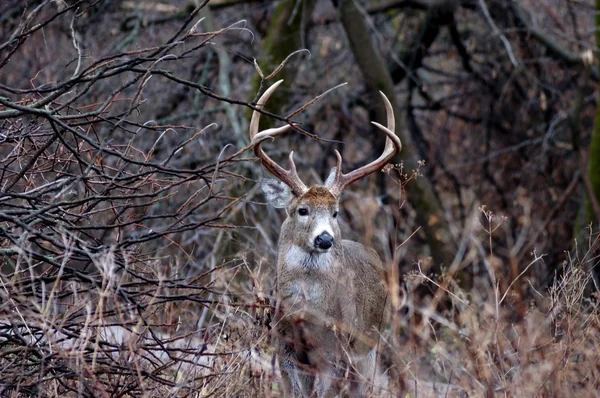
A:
250,80,402,255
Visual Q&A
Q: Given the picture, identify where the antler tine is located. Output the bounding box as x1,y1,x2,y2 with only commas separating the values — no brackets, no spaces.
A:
329,91,402,198
250,80,308,196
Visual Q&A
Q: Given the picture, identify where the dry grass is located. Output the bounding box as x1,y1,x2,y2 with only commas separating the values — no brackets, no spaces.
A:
1,1,599,396
2,208,598,397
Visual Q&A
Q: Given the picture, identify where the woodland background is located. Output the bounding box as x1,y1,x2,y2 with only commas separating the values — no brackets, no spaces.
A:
0,0,599,396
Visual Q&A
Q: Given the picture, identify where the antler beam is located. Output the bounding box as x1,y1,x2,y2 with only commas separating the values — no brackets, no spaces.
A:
327,91,402,198
249,80,308,196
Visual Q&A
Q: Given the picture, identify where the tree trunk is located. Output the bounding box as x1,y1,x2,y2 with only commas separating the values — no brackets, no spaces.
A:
587,0,600,225
580,0,600,287
332,0,457,276
248,0,317,126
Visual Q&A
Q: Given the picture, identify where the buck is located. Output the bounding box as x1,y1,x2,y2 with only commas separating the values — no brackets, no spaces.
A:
250,80,402,397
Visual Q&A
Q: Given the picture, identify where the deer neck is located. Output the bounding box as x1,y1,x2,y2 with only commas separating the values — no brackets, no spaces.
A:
279,243,339,272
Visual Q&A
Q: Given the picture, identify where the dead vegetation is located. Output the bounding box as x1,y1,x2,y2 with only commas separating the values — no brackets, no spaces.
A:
1,0,599,396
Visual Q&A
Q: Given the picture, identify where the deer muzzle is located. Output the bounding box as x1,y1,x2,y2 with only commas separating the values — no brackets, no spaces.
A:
314,232,334,250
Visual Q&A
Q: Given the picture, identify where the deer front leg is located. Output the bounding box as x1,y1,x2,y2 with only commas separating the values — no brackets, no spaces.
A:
279,343,315,397
350,347,389,397
313,364,342,398
311,339,345,398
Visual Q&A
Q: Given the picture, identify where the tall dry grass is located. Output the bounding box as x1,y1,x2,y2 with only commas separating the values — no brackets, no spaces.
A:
2,202,598,397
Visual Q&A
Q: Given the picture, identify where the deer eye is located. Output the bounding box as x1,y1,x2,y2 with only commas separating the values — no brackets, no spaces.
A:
298,208,309,216
333,211,338,218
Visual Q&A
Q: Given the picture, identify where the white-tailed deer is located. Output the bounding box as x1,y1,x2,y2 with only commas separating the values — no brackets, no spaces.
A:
250,80,402,397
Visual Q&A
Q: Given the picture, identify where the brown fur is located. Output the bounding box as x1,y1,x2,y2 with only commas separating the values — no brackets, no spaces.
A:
299,186,337,206
252,83,399,397
272,184,387,397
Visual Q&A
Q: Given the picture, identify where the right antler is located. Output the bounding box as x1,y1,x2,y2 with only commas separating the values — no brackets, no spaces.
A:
249,80,308,196
327,91,402,198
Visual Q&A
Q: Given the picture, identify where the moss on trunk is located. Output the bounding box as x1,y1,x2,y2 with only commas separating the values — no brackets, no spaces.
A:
587,0,600,224
247,0,317,127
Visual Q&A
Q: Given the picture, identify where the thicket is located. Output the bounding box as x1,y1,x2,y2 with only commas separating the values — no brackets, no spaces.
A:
1,0,598,396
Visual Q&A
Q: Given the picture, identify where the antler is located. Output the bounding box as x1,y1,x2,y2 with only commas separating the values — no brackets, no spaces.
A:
327,91,402,198
250,80,308,196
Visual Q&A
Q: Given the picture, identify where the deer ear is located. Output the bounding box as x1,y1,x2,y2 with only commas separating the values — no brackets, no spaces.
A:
324,167,337,188
261,178,293,209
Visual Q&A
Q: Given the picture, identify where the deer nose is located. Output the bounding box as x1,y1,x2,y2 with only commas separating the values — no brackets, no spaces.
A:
314,232,334,250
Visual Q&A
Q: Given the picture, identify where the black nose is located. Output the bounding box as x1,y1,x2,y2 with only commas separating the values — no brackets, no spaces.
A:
314,232,334,250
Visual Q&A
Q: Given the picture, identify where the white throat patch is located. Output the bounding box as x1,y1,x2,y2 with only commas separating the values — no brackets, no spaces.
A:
284,245,333,270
